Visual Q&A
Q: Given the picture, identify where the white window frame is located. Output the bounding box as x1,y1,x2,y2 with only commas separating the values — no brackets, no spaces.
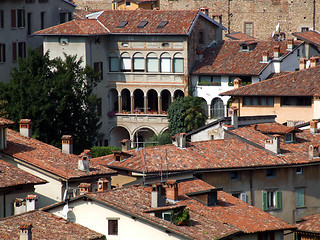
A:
160,53,171,73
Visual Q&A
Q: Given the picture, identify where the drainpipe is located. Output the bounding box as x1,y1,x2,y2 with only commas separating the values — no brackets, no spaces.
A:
227,0,231,34
250,170,254,206
313,0,316,31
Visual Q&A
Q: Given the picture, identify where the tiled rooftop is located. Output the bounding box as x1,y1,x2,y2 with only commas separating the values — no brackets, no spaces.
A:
0,159,46,189
292,30,320,48
35,10,207,36
193,39,300,75
225,32,258,41
220,65,320,96
84,179,293,239
0,210,104,240
296,213,320,234
2,129,116,180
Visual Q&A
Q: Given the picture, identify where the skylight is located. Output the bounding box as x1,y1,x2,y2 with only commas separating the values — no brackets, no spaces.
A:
137,21,148,28
117,20,128,28
157,21,168,29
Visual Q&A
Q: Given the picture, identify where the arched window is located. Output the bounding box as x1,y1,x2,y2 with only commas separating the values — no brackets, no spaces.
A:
146,52,158,72
173,53,184,73
211,98,224,118
121,52,131,72
133,52,145,72
160,53,171,73
109,52,119,72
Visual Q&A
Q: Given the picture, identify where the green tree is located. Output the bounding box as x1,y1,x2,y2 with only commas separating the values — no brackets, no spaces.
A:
167,96,207,135
146,132,172,146
91,146,122,158
1,49,101,154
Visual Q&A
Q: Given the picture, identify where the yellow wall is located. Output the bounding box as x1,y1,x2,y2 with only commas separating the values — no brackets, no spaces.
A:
116,1,154,10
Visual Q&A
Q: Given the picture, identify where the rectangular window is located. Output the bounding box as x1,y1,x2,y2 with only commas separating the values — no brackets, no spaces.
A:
39,0,49,2
244,22,253,36
258,232,275,240
230,171,240,180
173,58,184,73
0,44,5,63
133,58,145,72
41,12,45,29
11,10,16,28
121,57,131,72
212,76,221,86
12,42,17,62
296,167,303,175
243,96,274,106
125,1,131,6
108,220,118,235
296,188,305,208
94,62,103,80
97,98,102,117
285,133,293,142
281,96,312,106
18,42,26,59
60,12,67,24
0,10,4,28
26,0,35,2
109,57,119,72
199,31,204,44
301,27,309,32
231,192,247,203
266,169,275,178
17,9,25,28
199,75,211,84
146,58,158,72
160,58,171,72
27,13,32,35
262,190,281,210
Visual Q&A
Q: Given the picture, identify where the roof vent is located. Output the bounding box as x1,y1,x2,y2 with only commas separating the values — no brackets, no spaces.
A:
120,139,131,152
137,20,148,28
151,183,166,208
265,135,281,154
310,120,318,134
19,223,32,240
172,133,186,148
78,149,91,171
117,20,128,28
61,135,73,155
19,119,32,138
309,144,320,158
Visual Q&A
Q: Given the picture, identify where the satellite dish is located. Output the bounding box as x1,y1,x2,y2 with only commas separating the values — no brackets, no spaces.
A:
62,204,68,217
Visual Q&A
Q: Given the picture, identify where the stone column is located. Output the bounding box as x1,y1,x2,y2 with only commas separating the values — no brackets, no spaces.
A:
144,96,147,114
208,104,211,118
130,95,134,114
158,96,162,114
118,95,122,113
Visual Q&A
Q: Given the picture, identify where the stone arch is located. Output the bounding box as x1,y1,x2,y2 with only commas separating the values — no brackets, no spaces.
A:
161,89,171,112
121,88,131,112
147,89,158,113
211,97,224,119
108,88,119,112
133,89,144,112
174,89,184,99
132,126,157,148
199,97,208,117
109,126,130,147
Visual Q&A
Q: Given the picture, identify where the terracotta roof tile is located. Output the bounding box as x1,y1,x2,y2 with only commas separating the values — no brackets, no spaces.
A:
85,179,293,239
0,117,14,126
296,213,320,234
2,129,116,180
220,65,320,96
35,10,201,36
0,210,104,240
292,30,320,48
0,159,46,189
193,39,300,76
225,32,258,41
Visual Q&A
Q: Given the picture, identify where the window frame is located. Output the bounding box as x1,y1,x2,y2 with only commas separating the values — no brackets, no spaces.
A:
94,62,103,80
281,96,312,106
243,96,274,107
230,171,240,180
160,53,171,73
244,22,253,36
266,169,275,178
173,53,184,73
296,188,305,209
120,52,131,72
0,43,5,63
146,53,158,72
0,10,4,29
109,54,120,72
108,219,118,235
133,52,145,72
262,190,281,210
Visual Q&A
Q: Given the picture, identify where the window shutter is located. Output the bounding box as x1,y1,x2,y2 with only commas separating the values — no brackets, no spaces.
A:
11,10,16,28
262,191,268,210
240,192,247,203
276,191,282,209
296,188,305,208
12,42,17,62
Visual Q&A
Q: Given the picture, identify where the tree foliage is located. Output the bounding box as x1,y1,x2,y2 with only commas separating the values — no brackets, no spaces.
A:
167,96,207,135
146,132,172,146
0,49,101,154
91,146,122,158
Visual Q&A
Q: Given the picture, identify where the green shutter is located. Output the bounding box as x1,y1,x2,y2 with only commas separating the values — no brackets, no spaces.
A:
296,188,305,208
262,191,268,210
276,191,282,209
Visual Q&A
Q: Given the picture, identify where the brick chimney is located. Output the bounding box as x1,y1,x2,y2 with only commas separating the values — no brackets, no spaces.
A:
229,106,239,129
120,139,131,151
310,120,318,134
172,133,186,148
262,50,269,62
26,195,38,211
299,58,307,70
309,144,320,158
165,180,178,201
287,39,293,51
273,45,280,58
19,223,32,240
265,135,281,154
78,149,91,171
98,178,111,192
233,78,241,88
19,119,32,138
78,183,92,194
151,183,166,208
310,56,320,67
61,135,73,154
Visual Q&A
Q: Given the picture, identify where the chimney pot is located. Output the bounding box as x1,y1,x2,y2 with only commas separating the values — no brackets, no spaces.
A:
19,119,32,138
309,144,320,158
310,56,320,67
233,78,241,88
78,150,91,171
120,139,131,152
265,134,281,154
172,133,186,148
165,180,178,201
310,120,318,133
287,39,293,51
229,106,239,128
61,135,73,154
78,183,92,194
151,183,166,208
262,50,269,62
299,58,307,70
98,178,111,192
273,45,280,58
19,223,32,240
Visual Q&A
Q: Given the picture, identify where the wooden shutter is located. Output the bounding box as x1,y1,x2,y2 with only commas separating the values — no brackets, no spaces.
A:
262,191,268,210
12,42,17,62
296,188,305,208
11,10,16,28
276,191,282,209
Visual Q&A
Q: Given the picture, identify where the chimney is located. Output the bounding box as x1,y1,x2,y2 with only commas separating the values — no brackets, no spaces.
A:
165,180,178,201
265,135,281,154
26,195,38,211
310,56,320,67
310,120,318,134
98,178,111,192
19,119,32,138
262,50,269,62
233,78,241,88
273,45,280,58
19,224,32,240
120,139,131,151
229,106,239,129
78,183,92,194
151,183,166,208
287,39,293,51
309,144,320,158
172,133,186,148
78,149,91,171
299,58,307,70
61,135,73,154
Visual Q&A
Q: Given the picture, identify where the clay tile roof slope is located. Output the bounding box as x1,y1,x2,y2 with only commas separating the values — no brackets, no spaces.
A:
0,159,46,189
292,30,320,48
296,213,320,234
229,123,320,165
86,179,293,239
254,124,299,134
0,117,14,126
35,10,202,36
34,19,108,36
92,137,289,173
220,65,320,96
2,129,116,180
225,32,258,41
193,39,298,75
0,210,104,240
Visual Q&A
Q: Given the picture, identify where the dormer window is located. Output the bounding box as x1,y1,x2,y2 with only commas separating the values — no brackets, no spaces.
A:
240,44,249,52
155,211,171,221
285,133,293,143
